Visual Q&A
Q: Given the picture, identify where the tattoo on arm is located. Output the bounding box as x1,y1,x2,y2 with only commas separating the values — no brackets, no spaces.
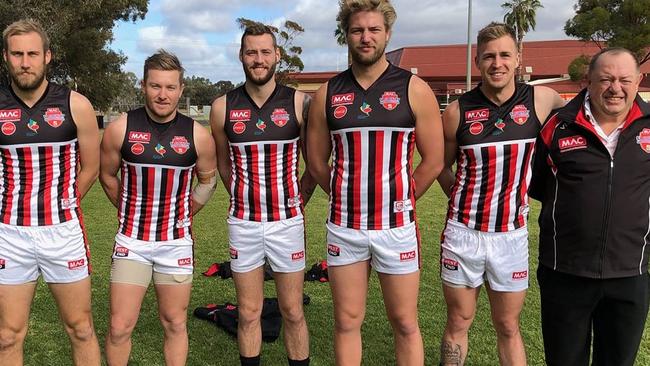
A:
302,94,312,127
441,341,462,366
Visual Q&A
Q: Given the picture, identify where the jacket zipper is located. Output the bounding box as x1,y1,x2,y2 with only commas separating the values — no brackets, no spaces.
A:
599,158,614,278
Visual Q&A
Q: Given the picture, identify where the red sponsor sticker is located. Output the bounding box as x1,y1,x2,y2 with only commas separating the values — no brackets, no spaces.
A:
465,108,490,122
558,135,587,152
270,108,290,127
637,128,650,153
442,258,459,271
469,122,484,135
178,257,192,266
0,258,5,269
327,244,340,257
400,251,416,261
68,258,85,270
331,93,355,106
0,109,21,122
333,105,347,119
291,251,305,261
509,104,530,125
379,91,400,110
1,122,16,136
170,136,190,154
233,121,246,134
229,247,238,259
43,107,65,128
114,246,129,257
230,109,251,121
128,131,151,143
131,143,145,155
512,270,528,280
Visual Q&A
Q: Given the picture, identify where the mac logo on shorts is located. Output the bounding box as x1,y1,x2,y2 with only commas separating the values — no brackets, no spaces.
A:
442,258,459,271
327,244,340,257
229,247,238,259
291,251,305,261
68,258,85,270
400,251,416,261
178,257,192,266
512,270,528,280
114,246,129,257
0,259,5,269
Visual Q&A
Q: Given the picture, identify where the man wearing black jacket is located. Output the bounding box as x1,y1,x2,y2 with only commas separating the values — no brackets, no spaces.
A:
530,47,650,366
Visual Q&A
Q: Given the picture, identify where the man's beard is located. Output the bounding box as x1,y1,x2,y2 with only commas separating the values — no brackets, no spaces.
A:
9,66,46,91
243,62,276,86
350,43,386,66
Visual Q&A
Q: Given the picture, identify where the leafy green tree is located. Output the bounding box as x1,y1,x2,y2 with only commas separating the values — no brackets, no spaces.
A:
236,18,304,85
112,72,142,112
567,54,591,81
0,0,148,110
334,24,352,66
565,0,650,64
502,0,544,80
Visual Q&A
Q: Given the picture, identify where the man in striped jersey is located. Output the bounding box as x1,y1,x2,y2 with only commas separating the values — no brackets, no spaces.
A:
210,24,315,366
0,19,101,365
100,50,217,365
436,23,564,366
308,1,444,364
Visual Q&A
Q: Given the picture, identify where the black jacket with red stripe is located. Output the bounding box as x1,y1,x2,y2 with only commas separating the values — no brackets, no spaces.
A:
530,89,650,279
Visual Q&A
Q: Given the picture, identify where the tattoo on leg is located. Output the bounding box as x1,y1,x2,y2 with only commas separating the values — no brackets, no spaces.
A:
441,341,462,366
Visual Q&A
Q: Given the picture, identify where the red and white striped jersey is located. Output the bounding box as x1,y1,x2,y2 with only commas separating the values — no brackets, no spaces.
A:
326,64,416,230
448,83,540,232
224,85,302,221
118,108,197,241
0,84,81,226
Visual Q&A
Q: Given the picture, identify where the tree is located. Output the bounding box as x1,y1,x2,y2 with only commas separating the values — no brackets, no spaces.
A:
567,54,591,81
334,24,352,66
112,72,142,112
0,0,148,110
565,0,650,64
501,0,544,80
236,18,305,85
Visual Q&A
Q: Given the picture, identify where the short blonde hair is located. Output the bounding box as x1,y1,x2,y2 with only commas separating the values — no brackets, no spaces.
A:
3,18,50,52
143,49,185,83
337,0,396,33
476,22,516,51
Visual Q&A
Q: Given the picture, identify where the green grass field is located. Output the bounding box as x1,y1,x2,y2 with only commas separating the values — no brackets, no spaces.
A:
20,169,650,365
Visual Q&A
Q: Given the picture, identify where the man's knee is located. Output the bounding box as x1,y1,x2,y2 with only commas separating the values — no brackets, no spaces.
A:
238,302,263,327
279,301,305,326
446,310,474,334
388,314,420,337
64,317,96,343
492,316,521,338
159,313,187,336
0,327,25,352
108,316,137,344
334,308,364,333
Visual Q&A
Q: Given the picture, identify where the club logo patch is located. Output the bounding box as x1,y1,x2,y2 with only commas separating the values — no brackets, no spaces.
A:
393,199,413,213
492,118,505,136
60,198,77,209
465,108,489,123
114,246,129,257
230,109,251,122
154,143,166,158
327,244,340,257
379,91,400,111
442,258,459,271
131,143,145,155
1,122,16,136
229,247,238,259
0,109,21,123
255,119,266,135
512,270,528,280
178,257,192,266
334,105,347,119
43,107,65,128
291,251,305,261
358,102,372,119
233,121,246,134
510,104,530,125
170,136,190,154
637,128,650,153
559,135,587,153
67,258,85,270
469,122,483,135
270,108,290,127
128,131,151,143
0,259,5,269
27,119,39,134
400,251,416,261
331,93,355,106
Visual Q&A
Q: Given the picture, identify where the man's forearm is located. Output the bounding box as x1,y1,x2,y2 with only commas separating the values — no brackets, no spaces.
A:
77,168,98,200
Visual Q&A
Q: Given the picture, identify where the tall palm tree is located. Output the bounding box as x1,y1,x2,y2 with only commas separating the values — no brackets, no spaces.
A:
334,24,352,66
502,0,543,81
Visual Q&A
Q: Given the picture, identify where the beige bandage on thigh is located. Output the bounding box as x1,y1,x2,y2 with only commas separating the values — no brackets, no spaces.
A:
152,272,193,285
110,259,153,287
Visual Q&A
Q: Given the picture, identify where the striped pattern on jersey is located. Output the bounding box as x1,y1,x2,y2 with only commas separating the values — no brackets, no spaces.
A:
0,139,79,226
118,161,194,241
448,138,535,232
229,138,300,221
329,127,416,230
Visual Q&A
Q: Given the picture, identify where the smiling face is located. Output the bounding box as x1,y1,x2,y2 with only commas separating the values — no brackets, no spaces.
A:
587,51,642,122
142,69,184,122
3,31,51,91
240,33,279,86
475,35,519,92
346,10,390,67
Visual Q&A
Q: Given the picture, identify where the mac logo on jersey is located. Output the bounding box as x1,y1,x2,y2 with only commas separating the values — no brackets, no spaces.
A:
400,251,416,261
558,135,587,153
291,251,305,261
67,258,85,270
331,93,355,106
0,109,21,122
128,131,151,143
512,270,528,280
230,109,251,122
178,257,192,266
465,108,490,123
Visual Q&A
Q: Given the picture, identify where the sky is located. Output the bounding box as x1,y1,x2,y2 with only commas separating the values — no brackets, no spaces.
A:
111,0,578,83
